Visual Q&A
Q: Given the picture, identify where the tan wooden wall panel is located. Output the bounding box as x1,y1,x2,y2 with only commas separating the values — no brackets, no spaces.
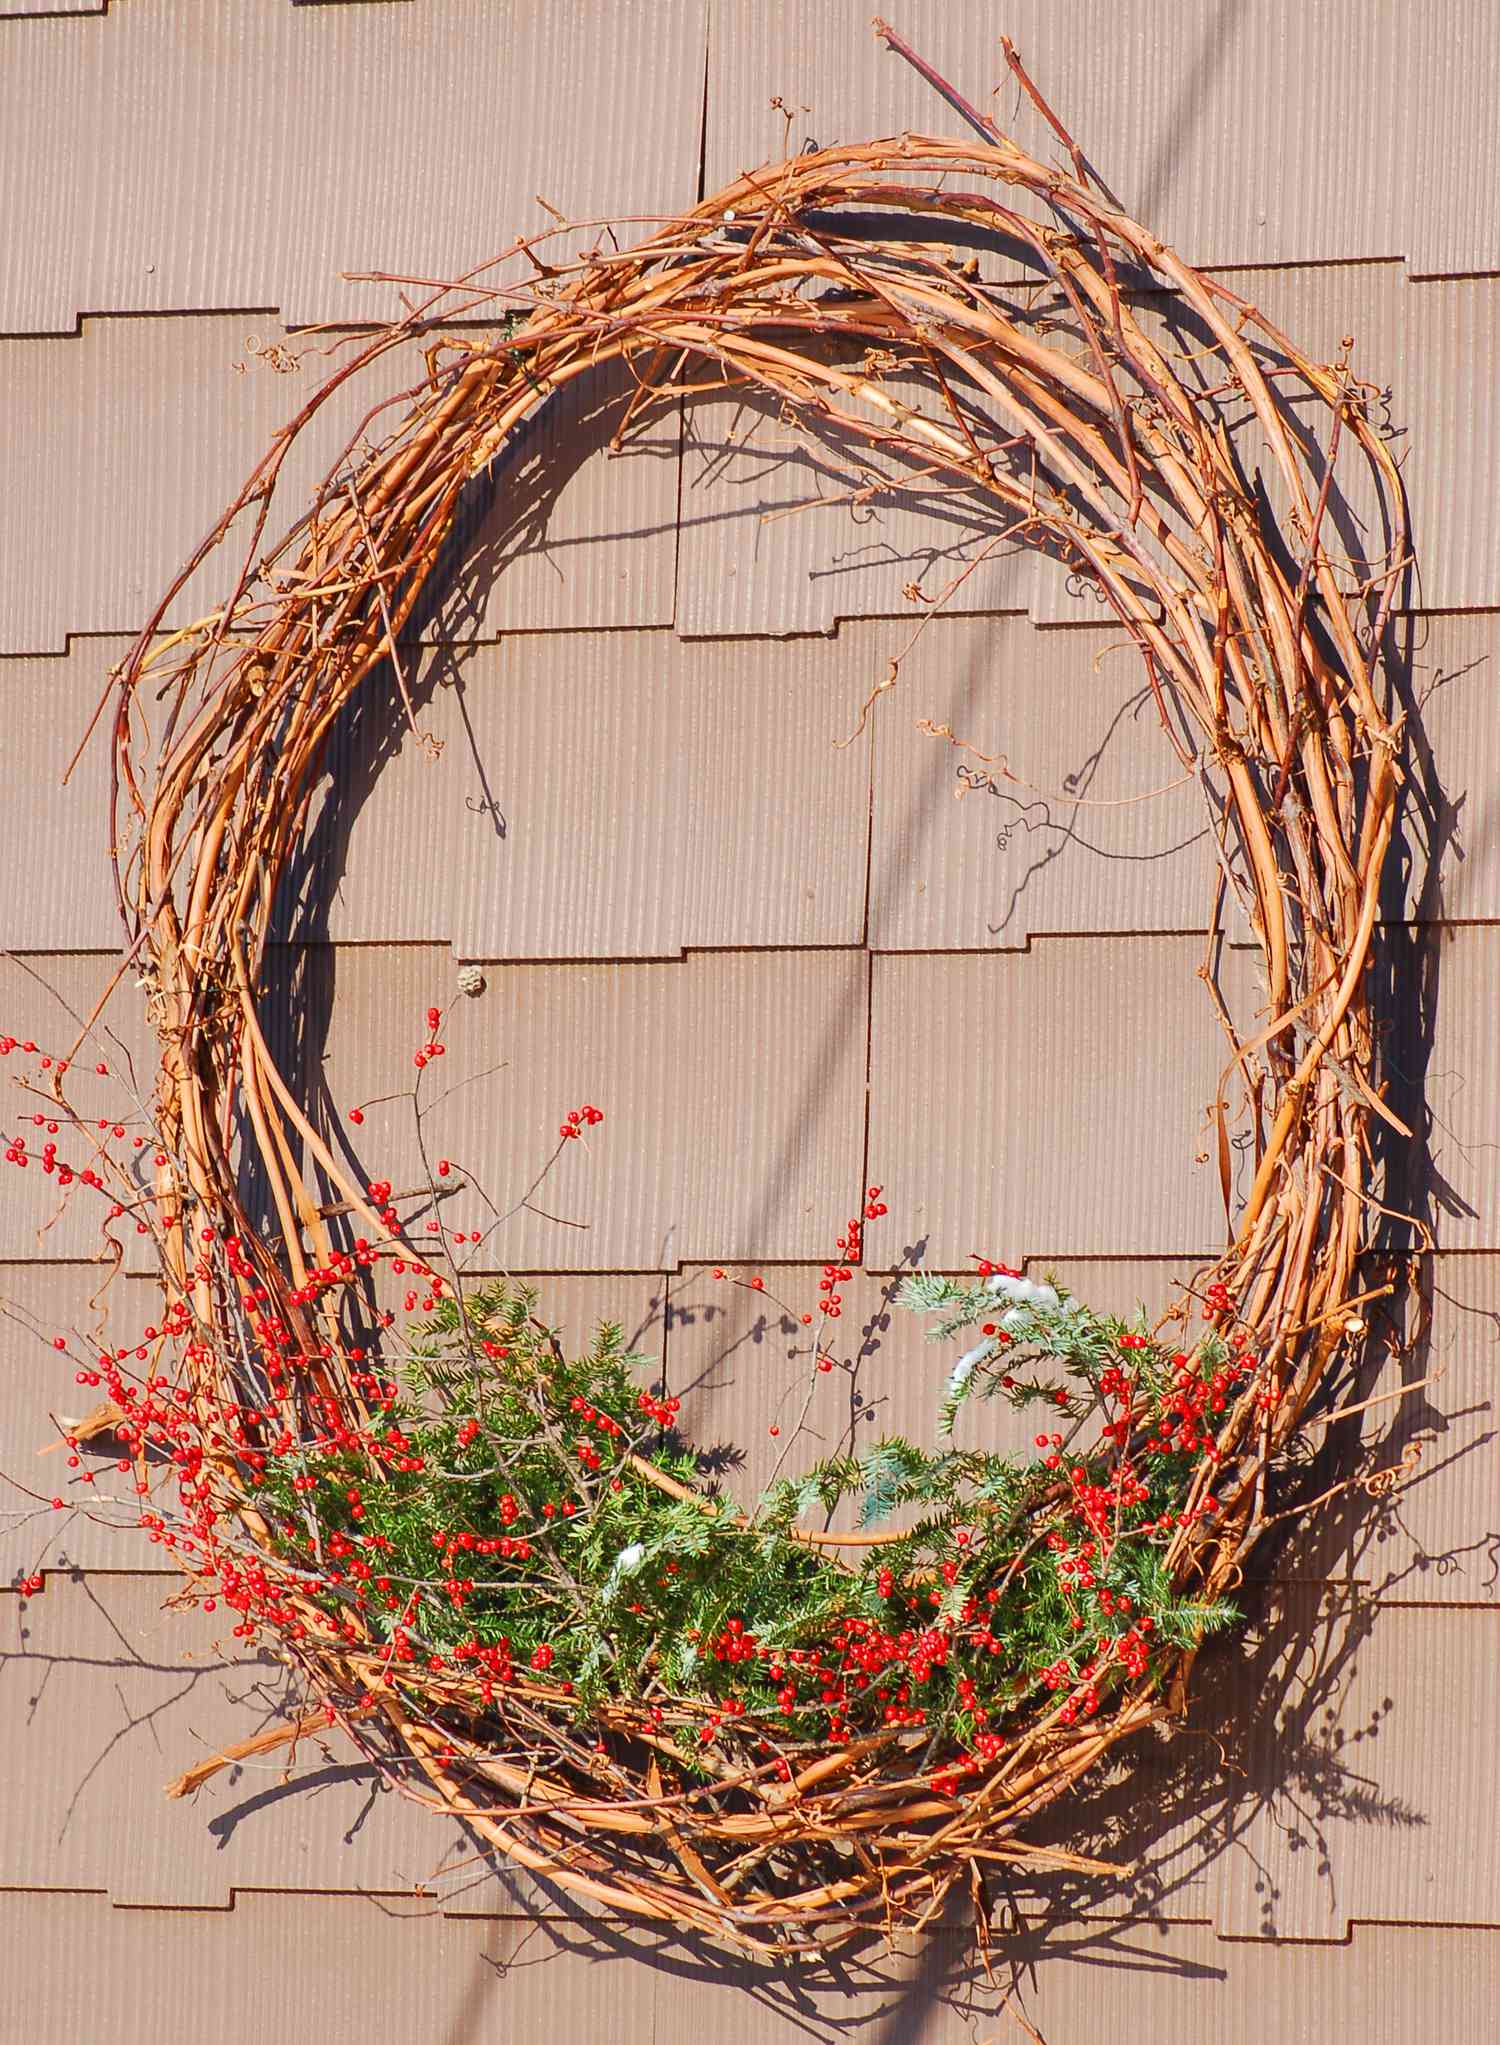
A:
1411,927,1500,1252
663,1265,908,1512
867,921,1500,1265
867,614,1220,950
669,1915,1500,2042
1265,1255,1500,1603
0,643,133,951
677,259,1500,632
1203,266,1500,621
7,601,1488,984
282,943,676,1274
662,1262,1117,1547
0,1573,471,1907
674,634,875,952
665,1262,1193,1469
1211,1589,1500,1940
1,317,409,657
705,1,1500,276
0,1264,163,1576
1005,1589,1500,1944
0,952,159,1266
15,596,1486,971
0,1570,623,1919
7,1891,1500,2045
0,318,678,657
317,627,874,955
315,633,690,956
4,1575,1492,1963
489,1272,669,1376
0,0,708,334
674,373,1043,639
868,937,1263,1265
1387,612,1500,926
0,1892,663,2045
13,273,1493,662
1393,1259,1500,1600
673,948,868,1264
660,1250,1430,1608
305,944,867,1272
1013,259,1408,630
409,355,682,645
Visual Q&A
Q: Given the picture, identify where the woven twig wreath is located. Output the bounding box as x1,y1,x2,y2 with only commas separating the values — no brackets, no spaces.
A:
94,32,1408,1955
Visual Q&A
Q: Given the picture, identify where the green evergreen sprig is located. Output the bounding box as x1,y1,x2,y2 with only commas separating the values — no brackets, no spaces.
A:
253,1273,1240,1765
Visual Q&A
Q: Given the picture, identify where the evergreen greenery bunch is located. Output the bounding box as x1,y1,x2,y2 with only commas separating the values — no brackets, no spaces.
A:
251,1273,1241,1771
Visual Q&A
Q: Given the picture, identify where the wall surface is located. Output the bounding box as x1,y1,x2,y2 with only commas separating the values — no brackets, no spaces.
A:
2,4,1498,2040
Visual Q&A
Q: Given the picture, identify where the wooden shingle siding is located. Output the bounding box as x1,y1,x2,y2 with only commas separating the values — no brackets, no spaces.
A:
2,3,1498,2035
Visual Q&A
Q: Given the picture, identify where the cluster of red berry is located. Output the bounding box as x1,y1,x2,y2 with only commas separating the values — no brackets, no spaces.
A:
412,1006,447,1070
635,1387,680,1428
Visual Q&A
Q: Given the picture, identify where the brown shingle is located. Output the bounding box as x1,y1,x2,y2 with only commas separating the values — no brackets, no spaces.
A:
673,253,1500,630
303,943,867,1271
0,642,135,951
1,0,1495,1988
868,936,1262,1265
6,1892,1500,2044
706,1,1500,275
318,626,874,954
0,0,709,333
0,951,158,1266
867,613,1220,949
1211,1588,1500,1939
0,317,678,656
0,1263,163,1575
0,1572,466,1905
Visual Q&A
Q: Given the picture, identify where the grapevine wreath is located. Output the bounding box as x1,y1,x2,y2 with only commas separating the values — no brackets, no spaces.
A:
38,27,1417,1955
